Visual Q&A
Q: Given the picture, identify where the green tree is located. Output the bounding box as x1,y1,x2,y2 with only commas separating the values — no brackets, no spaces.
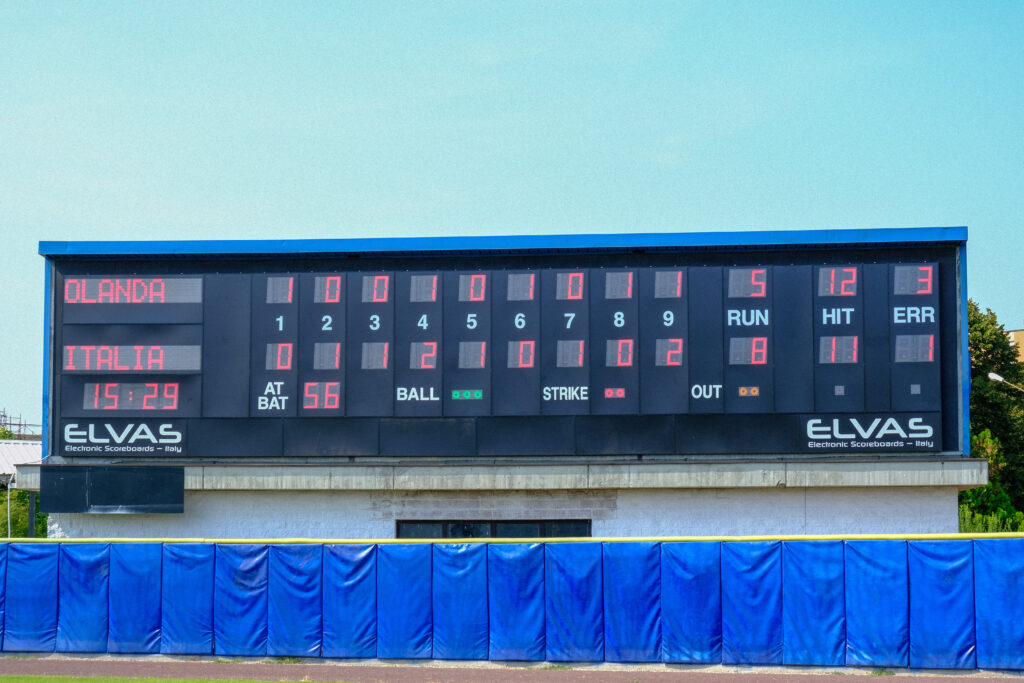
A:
1,489,48,538
967,300,1024,510
960,429,1015,514
0,425,47,537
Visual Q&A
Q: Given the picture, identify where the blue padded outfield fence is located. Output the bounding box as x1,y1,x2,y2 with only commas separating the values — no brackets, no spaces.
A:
1,537,1023,669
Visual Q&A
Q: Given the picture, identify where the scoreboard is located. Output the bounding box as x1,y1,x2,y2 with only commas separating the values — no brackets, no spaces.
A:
42,228,968,460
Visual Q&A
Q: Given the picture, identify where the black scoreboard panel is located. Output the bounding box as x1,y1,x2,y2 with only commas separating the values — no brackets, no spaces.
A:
48,244,963,458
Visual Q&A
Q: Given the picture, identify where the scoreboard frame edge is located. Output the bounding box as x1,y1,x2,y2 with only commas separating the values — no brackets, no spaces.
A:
39,227,971,461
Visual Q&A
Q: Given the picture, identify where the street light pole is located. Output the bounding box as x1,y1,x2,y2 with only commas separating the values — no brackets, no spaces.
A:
988,371,1024,394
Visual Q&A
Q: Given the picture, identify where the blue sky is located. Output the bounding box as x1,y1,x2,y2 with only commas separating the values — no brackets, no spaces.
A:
1,1,1022,427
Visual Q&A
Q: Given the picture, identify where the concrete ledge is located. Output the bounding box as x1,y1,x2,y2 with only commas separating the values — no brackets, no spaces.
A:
785,460,989,489
589,462,786,489
14,459,988,492
394,465,589,491
199,466,394,491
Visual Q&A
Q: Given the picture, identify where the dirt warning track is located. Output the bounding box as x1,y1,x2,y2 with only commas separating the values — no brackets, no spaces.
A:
0,655,1015,682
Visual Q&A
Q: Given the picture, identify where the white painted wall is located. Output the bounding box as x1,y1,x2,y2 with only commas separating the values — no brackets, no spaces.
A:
600,486,957,536
46,486,958,539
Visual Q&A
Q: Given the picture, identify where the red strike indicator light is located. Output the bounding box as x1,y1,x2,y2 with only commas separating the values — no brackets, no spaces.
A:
604,388,626,398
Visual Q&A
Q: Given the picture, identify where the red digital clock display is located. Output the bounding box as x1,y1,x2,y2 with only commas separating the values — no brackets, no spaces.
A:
83,383,179,410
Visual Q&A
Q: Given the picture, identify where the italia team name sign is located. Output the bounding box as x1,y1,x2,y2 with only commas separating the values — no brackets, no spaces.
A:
42,229,967,459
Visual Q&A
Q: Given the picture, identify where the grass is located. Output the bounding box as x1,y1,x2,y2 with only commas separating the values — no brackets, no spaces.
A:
0,678,355,683
541,664,571,670
871,668,895,676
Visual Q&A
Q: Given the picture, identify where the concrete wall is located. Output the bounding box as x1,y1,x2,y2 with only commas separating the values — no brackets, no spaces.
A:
46,486,959,538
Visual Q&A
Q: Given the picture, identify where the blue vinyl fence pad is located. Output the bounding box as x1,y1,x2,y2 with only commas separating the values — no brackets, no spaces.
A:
57,543,110,653
721,541,783,665
109,543,162,654
782,541,845,666
975,538,1024,670
161,543,215,655
214,544,269,657
487,543,545,661
268,545,323,657
908,541,976,669
377,544,432,659
433,544,488,660
545,542,604,662
844,541,909,667
4,544,59,652
322,544,377,658
603,542,661,662
661,542,722,664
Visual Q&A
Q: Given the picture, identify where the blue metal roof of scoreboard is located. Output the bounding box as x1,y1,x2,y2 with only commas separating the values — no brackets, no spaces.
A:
39,226,967,257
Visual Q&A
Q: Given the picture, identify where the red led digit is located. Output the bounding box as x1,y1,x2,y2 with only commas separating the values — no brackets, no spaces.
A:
752,337,768,364
830,336,837,363
615,339,634,367
287,277,294,303
383,342,389,369
568,272,584,300
751,269,767,297
528,274,535,300
325,382,340,409
928,334,934,361
468,342,485,368
470,274,486,301
576,340,585,366
518,340,535,368
372,275,389,302
421,341,437,369
334,343,341,369
276,343,293,370
917,266,933,295
852,336,858,363
841,268,856,296
103,383,119,410
431,275,438,302
675,271,682,298
92,382,100,408
666,338,683,366
325,276,342,303
143,383,158,409
625,272,633,299
303,382,319,409
164,383,179,410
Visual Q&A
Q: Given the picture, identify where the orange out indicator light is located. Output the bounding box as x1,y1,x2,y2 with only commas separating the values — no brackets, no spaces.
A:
738,386,760,397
